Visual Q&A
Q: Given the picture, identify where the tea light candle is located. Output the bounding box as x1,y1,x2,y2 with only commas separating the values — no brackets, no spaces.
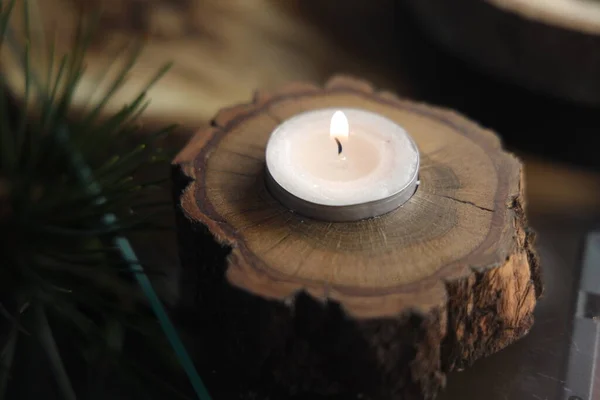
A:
265,108,419,221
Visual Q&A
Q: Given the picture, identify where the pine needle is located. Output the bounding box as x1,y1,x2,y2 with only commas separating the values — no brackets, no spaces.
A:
0,0,194,398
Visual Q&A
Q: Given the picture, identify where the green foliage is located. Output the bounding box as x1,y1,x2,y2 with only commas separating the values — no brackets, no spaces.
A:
0,0,184,398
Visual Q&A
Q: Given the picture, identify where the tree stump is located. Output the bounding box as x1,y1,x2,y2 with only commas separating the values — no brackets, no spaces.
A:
405,0,600,106
172,75,542,400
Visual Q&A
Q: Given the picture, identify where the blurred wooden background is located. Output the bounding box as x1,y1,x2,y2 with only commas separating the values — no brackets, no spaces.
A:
2,0,600,217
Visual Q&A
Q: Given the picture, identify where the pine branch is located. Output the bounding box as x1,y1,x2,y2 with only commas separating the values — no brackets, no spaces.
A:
0,0,195,398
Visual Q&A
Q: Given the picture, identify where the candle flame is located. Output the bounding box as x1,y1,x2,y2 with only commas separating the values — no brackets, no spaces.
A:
330,110,349,140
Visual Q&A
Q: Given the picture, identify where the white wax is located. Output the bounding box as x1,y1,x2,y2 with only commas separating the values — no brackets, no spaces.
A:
265,108,419,206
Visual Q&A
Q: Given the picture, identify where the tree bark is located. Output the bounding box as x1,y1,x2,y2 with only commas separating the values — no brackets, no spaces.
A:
172,75,542,399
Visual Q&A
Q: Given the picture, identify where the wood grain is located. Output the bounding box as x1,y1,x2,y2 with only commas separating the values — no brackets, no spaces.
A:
173,76,542,399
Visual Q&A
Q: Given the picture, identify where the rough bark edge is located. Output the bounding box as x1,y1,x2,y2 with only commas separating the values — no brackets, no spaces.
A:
172,164,539,399
172,75,543,392
442,165,542,370
176,75,529,317
174,71,541,317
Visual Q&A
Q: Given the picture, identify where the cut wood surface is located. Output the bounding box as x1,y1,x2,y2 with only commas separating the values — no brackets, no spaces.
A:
173,76,542,399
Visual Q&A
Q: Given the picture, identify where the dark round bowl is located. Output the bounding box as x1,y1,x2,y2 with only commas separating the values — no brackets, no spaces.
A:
405,0,600,106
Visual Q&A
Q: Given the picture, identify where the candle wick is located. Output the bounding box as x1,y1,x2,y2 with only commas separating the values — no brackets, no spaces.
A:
334,137,343,155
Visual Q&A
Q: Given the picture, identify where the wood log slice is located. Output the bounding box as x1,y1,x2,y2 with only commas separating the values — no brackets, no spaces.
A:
405,0,600,106
172,75,542,399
